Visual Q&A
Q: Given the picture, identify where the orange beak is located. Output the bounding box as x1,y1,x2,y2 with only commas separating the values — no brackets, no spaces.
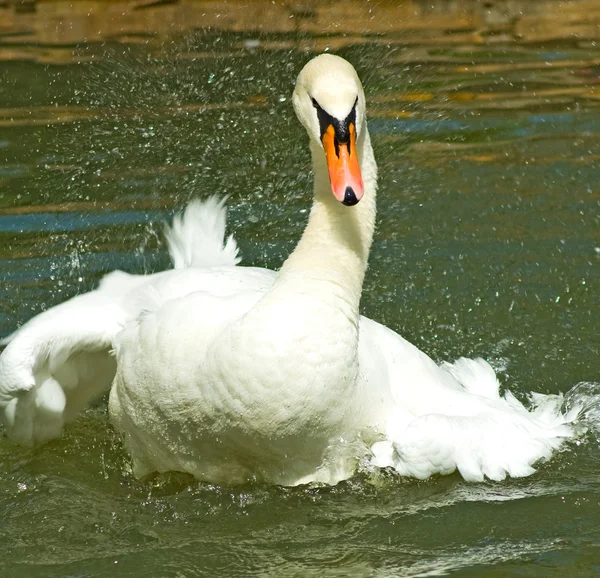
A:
321,123,364,206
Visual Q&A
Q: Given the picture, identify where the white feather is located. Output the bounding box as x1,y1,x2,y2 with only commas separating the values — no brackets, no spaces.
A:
0,55,594,485
0,196,241,445
165,195,240,269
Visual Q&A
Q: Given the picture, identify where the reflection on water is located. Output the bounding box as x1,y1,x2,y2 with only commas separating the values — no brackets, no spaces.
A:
1,1,600,577
2,0,600,53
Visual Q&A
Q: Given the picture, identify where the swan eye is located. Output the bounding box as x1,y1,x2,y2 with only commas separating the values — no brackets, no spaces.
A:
311,97,321,110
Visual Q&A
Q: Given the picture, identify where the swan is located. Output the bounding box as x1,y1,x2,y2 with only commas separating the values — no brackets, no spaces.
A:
0,54,583,486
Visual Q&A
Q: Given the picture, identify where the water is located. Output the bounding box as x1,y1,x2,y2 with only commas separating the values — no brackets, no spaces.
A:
1,1,600,575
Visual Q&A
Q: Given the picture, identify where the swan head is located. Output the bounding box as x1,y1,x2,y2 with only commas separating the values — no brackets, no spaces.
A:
293,54,366,207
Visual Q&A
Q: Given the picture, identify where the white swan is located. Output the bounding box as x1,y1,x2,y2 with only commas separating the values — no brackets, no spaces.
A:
0,54,583,486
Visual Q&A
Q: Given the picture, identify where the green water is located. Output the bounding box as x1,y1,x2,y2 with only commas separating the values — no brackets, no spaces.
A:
1,4,600,576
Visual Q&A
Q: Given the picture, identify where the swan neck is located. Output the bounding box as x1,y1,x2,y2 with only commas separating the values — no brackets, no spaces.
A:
277,127,377,310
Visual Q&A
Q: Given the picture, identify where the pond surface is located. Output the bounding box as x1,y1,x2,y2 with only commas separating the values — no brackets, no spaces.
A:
1,1,600,576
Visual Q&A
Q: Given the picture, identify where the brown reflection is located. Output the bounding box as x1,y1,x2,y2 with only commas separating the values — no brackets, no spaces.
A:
0,0,599,61
0,0,599,227
0,99,268,127
0,196,179,216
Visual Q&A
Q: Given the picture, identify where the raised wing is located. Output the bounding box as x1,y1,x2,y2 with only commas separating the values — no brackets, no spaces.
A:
0,271,146,445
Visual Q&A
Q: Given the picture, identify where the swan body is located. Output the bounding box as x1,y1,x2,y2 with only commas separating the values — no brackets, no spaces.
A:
0,55,582,485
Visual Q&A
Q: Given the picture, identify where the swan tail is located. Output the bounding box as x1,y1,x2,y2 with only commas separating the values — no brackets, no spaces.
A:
165,196,241,269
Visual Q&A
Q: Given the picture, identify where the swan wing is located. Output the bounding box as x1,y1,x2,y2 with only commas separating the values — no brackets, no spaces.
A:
0,270,147,445
0,196,242,446
358,318,576,481
372,401,572,482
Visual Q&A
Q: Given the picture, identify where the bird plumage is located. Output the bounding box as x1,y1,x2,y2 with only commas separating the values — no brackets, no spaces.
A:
0,54,584,485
